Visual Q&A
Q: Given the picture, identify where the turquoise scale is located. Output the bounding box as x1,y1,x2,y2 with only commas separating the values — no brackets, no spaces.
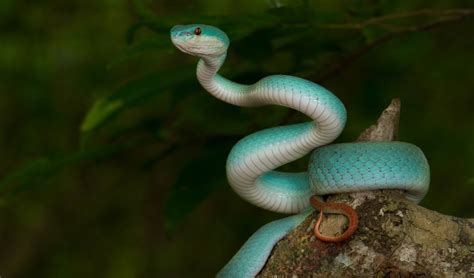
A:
309,142,430,203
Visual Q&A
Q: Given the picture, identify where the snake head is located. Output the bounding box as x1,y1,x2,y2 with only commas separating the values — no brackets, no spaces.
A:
171,24,229,57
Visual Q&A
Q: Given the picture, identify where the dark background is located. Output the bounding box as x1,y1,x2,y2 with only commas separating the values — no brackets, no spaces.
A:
0,0,473,277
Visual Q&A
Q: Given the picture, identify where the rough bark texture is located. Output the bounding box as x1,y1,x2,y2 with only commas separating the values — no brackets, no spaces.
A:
356,98,400,142
258,99,474,277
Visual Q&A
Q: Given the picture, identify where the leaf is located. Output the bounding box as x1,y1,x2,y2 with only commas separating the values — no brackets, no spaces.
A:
1,158,56,188
270,27,313,49
107,35,172,69
132,0,156,20
267,5,314,24
361,26,386,43
0,140,147,194
163,141,232,233
126,13,277,44
80,67,196,137
81,97,124,133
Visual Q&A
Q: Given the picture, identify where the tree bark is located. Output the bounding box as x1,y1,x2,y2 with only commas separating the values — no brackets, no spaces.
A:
258,99,474,277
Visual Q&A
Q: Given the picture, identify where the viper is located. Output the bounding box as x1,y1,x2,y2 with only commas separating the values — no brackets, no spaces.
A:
170,24,430,277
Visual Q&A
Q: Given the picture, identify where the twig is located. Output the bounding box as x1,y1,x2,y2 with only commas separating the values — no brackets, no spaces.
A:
315,9,474,30
314,10,474,82
281,9,473,125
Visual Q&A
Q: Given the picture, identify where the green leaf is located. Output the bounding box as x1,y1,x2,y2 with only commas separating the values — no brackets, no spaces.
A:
0,140,147,194
163,141,232,233
107,35,172,69
468,178,474,185
80,67,196,137
361,26,386,43
267,5,314,24
126,13,277,43
132,0,156,20
81,97,124,133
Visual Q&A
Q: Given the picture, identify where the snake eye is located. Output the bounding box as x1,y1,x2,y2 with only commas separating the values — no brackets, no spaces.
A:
194,27,201,35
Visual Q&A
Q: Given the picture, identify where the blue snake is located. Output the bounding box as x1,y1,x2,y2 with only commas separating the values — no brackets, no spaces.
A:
170,24,430,277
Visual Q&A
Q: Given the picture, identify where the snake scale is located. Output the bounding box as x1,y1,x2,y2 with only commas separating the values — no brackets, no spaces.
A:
170,24,430,277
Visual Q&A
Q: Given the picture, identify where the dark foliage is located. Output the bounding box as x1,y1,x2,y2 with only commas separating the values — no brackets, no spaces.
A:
0,0,472,276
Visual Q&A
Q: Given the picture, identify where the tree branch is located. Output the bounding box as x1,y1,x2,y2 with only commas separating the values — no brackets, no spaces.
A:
258,99,474,277
314,9,474,83
315,9,474,31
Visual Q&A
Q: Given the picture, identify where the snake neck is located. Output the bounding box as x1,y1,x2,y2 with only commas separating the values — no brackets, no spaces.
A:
196,55,259,107
196,53,347,214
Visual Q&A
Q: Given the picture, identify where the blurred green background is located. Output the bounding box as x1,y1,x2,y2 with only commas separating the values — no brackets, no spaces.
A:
0,0,473,277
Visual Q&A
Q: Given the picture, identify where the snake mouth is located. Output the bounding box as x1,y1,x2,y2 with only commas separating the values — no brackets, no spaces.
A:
171,36,203,57
171,40,193,55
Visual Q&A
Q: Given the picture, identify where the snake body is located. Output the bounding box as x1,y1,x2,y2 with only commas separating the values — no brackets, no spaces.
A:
171,24,430,277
